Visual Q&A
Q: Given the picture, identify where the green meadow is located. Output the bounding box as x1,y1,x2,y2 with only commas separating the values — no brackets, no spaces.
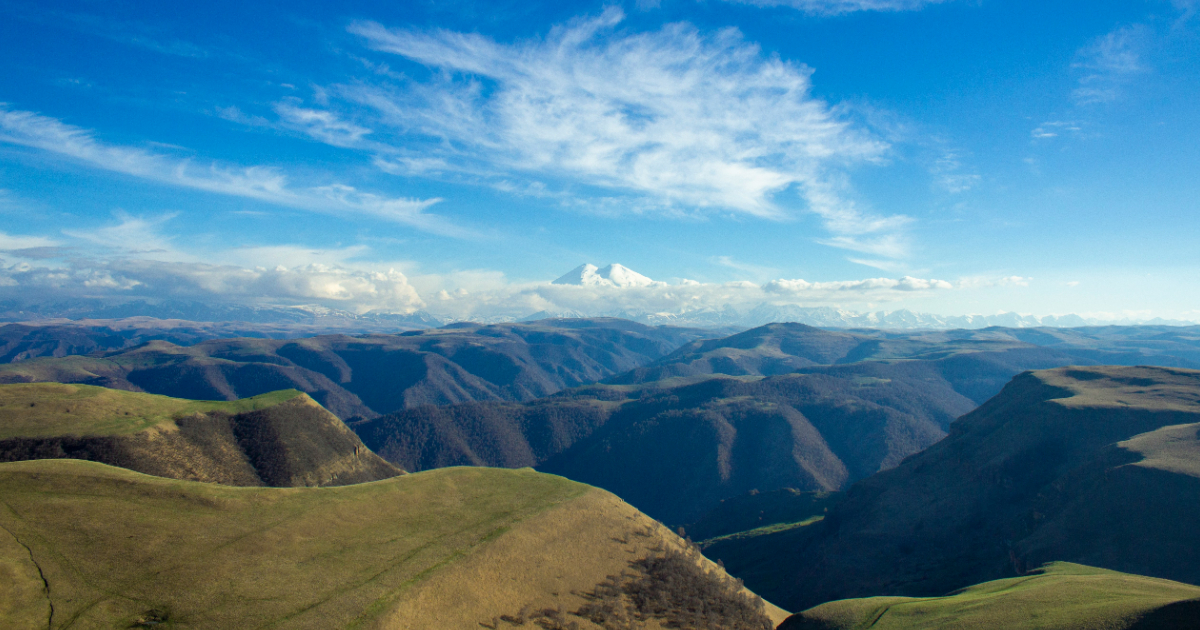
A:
791,562,1200,629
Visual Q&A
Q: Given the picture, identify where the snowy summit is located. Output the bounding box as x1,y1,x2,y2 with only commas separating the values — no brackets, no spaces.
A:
552,264,657,289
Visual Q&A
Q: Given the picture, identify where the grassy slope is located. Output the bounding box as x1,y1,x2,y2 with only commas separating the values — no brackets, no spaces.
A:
699,516,825,547
0,460,583,628
0,382,300,439
0,459,787,629
786,562,1200,630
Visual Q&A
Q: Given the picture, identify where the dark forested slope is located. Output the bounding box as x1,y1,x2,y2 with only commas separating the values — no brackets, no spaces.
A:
706,365,1200,612
357,369,974,525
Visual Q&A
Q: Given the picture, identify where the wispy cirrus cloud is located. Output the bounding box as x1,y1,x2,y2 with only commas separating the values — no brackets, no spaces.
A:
716,0,956,16
343,8,907,257
0,105,462,236
0,231,59,251
1031,120,1082,139
1072,25,1149,105
1172,0,1198,23
274,103,373,148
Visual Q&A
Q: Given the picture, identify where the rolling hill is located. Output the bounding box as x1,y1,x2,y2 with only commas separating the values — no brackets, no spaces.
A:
0,318,720,420
704,365,1200,612
781,562,1200,630
609,324,1200,384
349,325,1200,526
0,459,787,629
610,322,1200,402
0,383,401,486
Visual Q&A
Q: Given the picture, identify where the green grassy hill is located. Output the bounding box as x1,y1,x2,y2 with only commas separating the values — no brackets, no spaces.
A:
0,459,785,629
781,562,1200,630
0,383,401,487
707,366,1200,612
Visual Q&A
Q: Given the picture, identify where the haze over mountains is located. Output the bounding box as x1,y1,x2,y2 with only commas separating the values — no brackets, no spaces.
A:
5,264,1197,331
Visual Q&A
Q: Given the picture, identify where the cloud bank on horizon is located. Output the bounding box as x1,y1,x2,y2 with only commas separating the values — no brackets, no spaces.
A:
0,0,1197,323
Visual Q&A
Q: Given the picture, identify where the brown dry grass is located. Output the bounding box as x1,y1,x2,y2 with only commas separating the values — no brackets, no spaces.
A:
379,489,790,629
1039,366,1200,412
0,459,785,629
0,382,301,439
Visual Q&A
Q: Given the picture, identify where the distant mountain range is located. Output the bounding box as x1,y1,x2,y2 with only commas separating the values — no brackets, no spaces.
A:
351,322,1200,524
0,318,723,419
5,264,1197,330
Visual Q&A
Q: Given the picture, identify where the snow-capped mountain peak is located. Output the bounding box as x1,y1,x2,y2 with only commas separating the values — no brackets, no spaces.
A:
552,263,656,288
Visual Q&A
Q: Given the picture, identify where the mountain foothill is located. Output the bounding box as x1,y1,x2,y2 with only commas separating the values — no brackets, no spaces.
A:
2,317,1200,628
0,317,724,420
707,365,1200,619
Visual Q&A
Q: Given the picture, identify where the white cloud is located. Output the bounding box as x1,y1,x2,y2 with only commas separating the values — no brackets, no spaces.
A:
215,105,273,128
1072,25,1148,105
954,275,1032,289
1,247,1035,321
717,0,955,16
274,103,373,148
0,257,424,314
817,233,909,259
412,264,958,321
930,150,979,194
712,255,779,281
764,276,952,293
0,105,460,235
62,212,187,260
0,231,59,251
347,10,905,255
1031,120,1082,139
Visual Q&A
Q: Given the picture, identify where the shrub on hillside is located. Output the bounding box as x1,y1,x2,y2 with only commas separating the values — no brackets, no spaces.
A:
574,545,773,630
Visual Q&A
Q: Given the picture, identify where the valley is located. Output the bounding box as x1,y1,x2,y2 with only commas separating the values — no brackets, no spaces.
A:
1,317,1199,628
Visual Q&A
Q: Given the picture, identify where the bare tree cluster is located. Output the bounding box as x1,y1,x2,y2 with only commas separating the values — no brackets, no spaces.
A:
486,542,773,630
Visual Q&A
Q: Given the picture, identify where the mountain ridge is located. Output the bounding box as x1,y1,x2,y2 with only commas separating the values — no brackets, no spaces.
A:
0,383,402,486
704,365,1200,612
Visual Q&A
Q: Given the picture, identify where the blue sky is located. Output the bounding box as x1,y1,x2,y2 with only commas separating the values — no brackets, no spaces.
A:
1,0,1198,321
